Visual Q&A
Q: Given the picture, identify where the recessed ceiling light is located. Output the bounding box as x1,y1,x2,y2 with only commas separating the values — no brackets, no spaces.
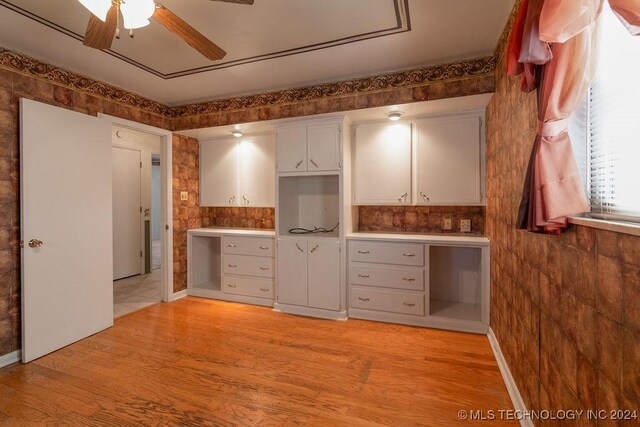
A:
387,111,403,121
231,130,243,138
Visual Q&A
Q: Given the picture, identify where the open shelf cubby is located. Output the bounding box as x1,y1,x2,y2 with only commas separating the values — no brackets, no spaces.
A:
278,174,340,237
428,245,482,322
189,235,221,291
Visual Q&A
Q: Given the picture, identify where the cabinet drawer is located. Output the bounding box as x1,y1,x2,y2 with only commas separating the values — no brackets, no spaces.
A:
222,276,274,299
350,287,424,316
224,254,274,278
350,264,424,291
222,236,274,257
350,241,424,266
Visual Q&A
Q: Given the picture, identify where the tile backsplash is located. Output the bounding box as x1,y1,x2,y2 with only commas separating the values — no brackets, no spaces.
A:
357,205,485,234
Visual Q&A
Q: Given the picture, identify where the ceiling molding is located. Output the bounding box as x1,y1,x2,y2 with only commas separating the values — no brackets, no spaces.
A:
0,0,411,79
167,56,497,118
494,0,523,60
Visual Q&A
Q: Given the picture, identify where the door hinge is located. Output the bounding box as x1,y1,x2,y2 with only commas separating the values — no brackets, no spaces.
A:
165,224,169,230
140,206,143,213
140,250,143,258
140,161,142,168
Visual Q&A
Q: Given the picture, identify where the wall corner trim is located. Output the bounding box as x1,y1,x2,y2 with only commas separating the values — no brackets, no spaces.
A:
487,328,533,427
171,289,188,302
0,350,22,368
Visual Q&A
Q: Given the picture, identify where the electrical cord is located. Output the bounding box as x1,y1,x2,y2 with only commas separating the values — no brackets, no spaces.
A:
288,223,339,234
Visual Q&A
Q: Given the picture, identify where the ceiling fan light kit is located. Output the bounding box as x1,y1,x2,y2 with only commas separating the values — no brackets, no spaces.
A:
79,0,254,58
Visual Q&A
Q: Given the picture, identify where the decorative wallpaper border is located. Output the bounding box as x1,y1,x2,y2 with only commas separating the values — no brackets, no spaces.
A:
167,56,496,117
0,47,170,116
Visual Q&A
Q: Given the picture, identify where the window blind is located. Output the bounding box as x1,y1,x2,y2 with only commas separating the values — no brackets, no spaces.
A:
588,4,640,221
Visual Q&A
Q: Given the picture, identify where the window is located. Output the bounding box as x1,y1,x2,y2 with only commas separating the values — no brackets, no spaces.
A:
585,4,640,222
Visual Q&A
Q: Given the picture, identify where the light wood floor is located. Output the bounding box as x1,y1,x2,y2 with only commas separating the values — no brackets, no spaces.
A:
0,297,516,426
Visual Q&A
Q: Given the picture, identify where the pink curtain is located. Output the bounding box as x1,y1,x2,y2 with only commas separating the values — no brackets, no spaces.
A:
507,0,640,234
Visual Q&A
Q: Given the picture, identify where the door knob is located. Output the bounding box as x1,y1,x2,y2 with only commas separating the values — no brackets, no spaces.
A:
28,239,43,248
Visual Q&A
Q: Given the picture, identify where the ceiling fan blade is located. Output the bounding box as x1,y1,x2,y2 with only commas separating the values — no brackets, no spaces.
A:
153,4,226,61
209,0,254,4
83,5,118,50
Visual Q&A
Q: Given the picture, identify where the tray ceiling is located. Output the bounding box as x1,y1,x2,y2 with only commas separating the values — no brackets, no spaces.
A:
0,0,514,105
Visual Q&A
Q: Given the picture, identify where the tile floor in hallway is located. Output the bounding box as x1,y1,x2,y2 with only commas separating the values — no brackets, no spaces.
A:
113,269,162,318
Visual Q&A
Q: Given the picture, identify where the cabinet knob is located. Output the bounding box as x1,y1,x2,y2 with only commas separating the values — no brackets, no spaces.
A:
295,160,303,168
310,159,319,168
358,297,371,302
28,239,44,248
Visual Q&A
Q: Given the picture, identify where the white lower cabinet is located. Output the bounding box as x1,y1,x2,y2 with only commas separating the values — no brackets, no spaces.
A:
276,238,342,313
348,236,489,334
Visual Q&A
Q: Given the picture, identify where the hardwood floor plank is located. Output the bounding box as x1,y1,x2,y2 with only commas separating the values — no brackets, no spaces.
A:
0,297,516,425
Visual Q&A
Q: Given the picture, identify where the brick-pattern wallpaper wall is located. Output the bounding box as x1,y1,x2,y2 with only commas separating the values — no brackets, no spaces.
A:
0,68,167,357
358,206,484,234
486,53,640,423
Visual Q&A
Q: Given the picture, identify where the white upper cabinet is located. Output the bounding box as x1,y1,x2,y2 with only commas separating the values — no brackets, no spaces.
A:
238,135,276,207
276,121,341,173
353,122,412,204
200,138,238,206
415,114,483,205
200,135,275,207
307,124,340,171
276,127,307,172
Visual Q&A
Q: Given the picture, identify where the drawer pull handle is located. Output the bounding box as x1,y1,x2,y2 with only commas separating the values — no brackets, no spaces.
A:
228,264,237,268
403,302,416,307
357,250,370,254
358,274,370,278
227,244,237,248
227,284,237,288
358,297,371,302
310,159,319,168
295,160,303,169
260,267,269,271
260,288,270,292
402,253,416,257
402,277,416,282
259,246,269,250
310,244,319,253
296,243,304,252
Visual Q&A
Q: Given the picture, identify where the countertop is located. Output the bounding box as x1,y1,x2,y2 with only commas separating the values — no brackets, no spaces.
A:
187,227,276,237
347,231,489,246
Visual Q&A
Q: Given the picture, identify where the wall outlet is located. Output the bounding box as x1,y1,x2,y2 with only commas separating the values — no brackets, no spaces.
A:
180,191,188,201
460,219,471,233
443,218,452,230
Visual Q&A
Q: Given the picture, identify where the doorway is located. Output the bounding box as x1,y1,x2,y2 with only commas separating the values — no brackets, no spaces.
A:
112,126,163,317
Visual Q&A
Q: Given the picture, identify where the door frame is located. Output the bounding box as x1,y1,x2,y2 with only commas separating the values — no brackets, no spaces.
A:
99,114,175,302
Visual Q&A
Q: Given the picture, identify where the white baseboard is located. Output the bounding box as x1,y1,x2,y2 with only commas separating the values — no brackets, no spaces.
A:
171,289,188,301
487,328,533,427
0,350,21,368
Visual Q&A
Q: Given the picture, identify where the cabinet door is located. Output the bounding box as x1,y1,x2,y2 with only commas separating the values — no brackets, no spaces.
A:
416,115,481,205
354,123,412,204
307,123,340,171
307,239,341,311
238,135,275,207
200,138,238,206
277,127,307,172
276,238,308,306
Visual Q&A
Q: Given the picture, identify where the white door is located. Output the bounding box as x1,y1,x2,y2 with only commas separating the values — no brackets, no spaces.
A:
200,138,238,206
238,135,275,207
354,123,412,204
416,115,482,204
20,99,113,363
307,124,340,171
308,239,341,310
112,147,142,280
276,127,307,172
276,238,308,306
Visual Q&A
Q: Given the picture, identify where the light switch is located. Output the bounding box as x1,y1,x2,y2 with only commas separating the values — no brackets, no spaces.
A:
460,219,471,233
443,218,452,230
180,191,188,201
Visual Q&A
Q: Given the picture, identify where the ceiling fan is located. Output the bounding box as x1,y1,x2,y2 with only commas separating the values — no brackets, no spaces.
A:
78,0,254,60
